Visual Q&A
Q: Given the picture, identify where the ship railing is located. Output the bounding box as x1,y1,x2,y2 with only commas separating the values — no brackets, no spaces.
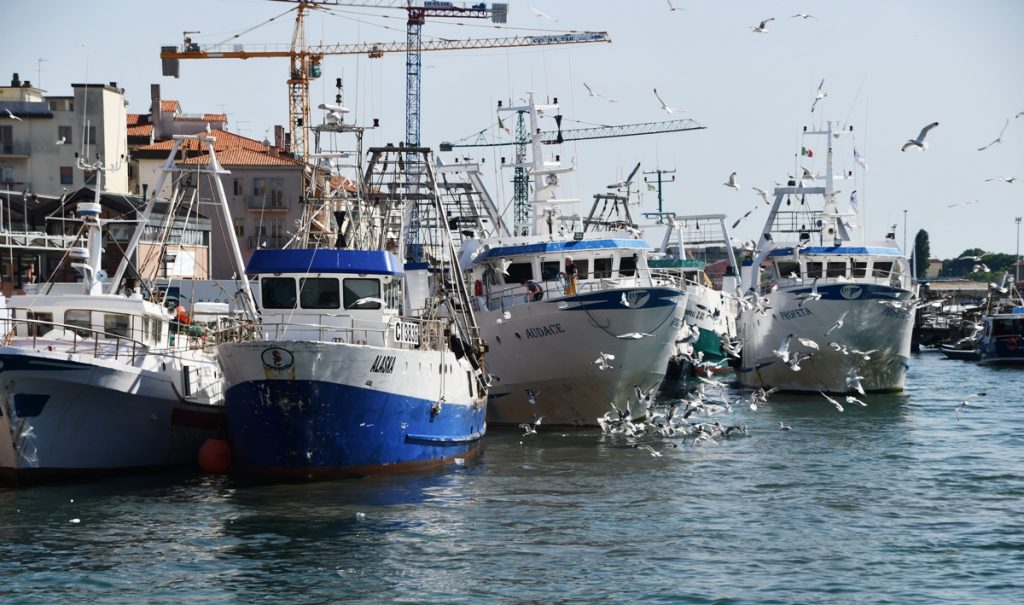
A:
3,317,148,364
477,272,651,312
247,315,448,351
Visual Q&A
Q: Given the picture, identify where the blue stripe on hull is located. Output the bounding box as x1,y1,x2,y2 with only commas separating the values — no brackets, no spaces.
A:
225,380,486,477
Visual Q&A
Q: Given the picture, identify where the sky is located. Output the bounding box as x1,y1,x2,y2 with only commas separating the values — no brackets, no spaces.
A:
4,0,1023,260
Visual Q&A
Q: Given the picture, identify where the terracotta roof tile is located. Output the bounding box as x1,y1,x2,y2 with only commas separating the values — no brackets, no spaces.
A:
127,123,153,137
137,129,268,152
127,113,148,126
179,148,304,167
160,100,179,113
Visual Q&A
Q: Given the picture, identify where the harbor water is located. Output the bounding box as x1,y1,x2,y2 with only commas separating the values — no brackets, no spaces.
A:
1,352,1022,604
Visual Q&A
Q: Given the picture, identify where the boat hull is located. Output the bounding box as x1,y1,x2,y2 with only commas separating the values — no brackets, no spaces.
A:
218,340,486,478
737,283,914,392
480,287,686,425
0,348,224,481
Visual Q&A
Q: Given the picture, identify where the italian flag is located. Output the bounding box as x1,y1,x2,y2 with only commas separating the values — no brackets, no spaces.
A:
801,147,814,157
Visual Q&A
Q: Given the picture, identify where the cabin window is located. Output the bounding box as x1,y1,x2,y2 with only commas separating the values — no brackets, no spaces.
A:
260,278,297,309
827,261,847,278
873,261,893,279
300,277,341,309
776,261,800,280
618,255,638,277
103,313,130,339
541,261,560,281
593,258,612,279
852,261,868,278
806,262,823,279
992,319,1020,337
384,279,402,313
27,311,53,337
343,278,382,310
504,262,533,285
574,259,590,280
65,309,92,338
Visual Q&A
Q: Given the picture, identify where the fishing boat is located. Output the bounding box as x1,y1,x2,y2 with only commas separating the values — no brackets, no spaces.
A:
216,115,488,477
736,121,917,393
645,213,742,377
977,275,1024,365
437,94,687,425
0,134,251,481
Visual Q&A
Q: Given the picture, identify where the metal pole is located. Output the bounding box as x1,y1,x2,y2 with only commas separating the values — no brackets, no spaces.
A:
1016,216,1021,285
903,209,907,253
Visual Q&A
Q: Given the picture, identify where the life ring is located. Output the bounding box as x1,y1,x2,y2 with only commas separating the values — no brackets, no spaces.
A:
1008,337,1018,352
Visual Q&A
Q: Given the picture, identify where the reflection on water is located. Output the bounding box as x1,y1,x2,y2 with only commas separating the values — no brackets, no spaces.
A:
2,353,1023,603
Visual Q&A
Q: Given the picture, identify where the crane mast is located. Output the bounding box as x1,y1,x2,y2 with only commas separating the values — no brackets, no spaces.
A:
162,2,605,163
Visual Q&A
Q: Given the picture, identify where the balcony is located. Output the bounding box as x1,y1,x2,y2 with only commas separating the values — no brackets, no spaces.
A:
0,142,32,157
247,236,287,249
246,193,291,211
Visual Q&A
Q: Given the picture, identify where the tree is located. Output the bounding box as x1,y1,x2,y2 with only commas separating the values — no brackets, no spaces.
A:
913,229,930,279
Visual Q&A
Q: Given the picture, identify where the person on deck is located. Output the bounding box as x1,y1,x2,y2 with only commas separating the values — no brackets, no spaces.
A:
562,257,578,296
523,280,543,302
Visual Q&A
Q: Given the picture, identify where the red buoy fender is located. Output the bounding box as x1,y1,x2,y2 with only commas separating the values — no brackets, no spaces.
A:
1008,337,1018,352
198,438,232,473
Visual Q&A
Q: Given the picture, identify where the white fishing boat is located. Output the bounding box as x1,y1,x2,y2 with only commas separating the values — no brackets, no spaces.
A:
645,213,742,376
216,129,488,478
438,94,687,425
736,121,916,392
0,135,252,481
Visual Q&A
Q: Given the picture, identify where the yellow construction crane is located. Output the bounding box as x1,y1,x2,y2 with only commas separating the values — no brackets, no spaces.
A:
161,1,610,161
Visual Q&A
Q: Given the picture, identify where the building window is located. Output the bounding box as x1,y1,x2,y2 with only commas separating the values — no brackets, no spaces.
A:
0,125,12,154
253,177,266,198
58,125,72,146
232,178,244,196
85,126,97,145
233,218,244,237
269,178,285,206
60,166,73,185
84,170,97,185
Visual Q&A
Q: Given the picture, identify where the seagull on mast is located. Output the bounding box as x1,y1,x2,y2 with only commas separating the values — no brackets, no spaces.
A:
901,122,939,151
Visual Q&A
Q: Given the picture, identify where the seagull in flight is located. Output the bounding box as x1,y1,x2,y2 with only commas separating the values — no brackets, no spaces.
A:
810,78,827,113
819,390,845,412
985,176,1017,184
583,82,617,103
56,136,66,145
666,0,684,10
653,88,679,113
779,421,792,431
530,6,558,22
526,388,539,405
977,118,1009,151
620,292,631,307
5,108,22,121
731,207,756,230
791,13,817,19
752,17,775,33
594,352,615,370
901,121,939,151
723,171,741,190
752,186,770,205
825,310,849,336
